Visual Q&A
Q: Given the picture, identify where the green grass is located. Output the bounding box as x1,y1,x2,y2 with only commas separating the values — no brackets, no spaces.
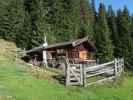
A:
0,39,133,100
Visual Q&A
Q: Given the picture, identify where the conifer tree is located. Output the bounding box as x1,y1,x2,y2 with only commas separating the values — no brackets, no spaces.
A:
16,12,32,49
131,15,133,37
107,5,118,57
90,0,97,26
117,7,133,69
43,0,75,43
95,3,114,62
51,0,72,42
0,0,25,41
91,0,96,16
23,0,44,49
78,0,94,38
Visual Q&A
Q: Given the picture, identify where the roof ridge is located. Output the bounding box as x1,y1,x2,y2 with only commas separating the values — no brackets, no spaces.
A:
72,36,88,47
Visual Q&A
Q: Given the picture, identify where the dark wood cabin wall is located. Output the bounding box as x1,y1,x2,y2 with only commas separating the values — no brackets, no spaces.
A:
67,44,88,59
46,42,95,60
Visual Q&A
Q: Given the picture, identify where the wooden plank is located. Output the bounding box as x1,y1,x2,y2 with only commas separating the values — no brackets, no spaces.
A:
86,67,113,74
86,76,116,86
70,74,81,78
86,69,114,78
86,61,114,72
69,82,81,85
86,65,114,73
70,77,79,80
70,64,81,67
73,70,81,74
72,68,80,72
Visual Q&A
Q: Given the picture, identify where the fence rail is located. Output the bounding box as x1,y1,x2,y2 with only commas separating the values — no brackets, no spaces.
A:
66,58,124,87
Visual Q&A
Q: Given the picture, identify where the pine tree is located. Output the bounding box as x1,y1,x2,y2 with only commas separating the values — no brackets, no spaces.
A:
0,0,25,41
90,0,97,26
42,0,94,42
131,15,133,37
22,0,44,49
107,5,118,57
91,0,96,16
16,12,32,49
52,0,72,42
78,0,94,38
95,3,114,62
42,0,74,43
117,7,133,69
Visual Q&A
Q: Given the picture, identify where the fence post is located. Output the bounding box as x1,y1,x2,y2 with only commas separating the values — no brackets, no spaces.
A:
122,58,124,71
114,58,118,78
83,64,86,87
120,58,124,74
65,59,70,86
66,64,70,86
80,64,83,86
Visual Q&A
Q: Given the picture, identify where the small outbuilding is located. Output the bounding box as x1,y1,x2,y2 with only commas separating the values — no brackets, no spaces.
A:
23,36,96,67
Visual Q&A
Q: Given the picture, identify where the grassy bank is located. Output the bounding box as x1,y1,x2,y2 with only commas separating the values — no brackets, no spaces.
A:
0,39,133,100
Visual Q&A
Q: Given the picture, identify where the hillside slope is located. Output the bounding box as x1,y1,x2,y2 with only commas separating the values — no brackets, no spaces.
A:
0,39,133,100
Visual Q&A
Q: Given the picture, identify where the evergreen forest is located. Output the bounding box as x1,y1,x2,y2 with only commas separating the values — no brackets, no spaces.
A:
0,0,132,70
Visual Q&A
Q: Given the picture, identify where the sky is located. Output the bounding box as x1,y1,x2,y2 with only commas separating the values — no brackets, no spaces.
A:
95,0,133,13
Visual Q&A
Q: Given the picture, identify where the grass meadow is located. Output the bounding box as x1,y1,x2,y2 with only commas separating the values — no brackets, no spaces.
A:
0,39,133,100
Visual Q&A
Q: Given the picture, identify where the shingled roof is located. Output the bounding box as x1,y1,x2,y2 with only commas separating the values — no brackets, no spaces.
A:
23,36,95,54
45,36,95,49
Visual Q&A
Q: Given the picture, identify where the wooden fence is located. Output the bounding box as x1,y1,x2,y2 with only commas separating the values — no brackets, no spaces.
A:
66,58,124,87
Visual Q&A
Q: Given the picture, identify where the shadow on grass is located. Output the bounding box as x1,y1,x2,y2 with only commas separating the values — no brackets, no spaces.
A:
52,75,66,85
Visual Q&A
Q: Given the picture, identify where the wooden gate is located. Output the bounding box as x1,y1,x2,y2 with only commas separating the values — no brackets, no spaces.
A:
66,63,83,86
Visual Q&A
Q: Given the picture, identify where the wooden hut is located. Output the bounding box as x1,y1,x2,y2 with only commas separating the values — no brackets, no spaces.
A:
23,37,96,67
